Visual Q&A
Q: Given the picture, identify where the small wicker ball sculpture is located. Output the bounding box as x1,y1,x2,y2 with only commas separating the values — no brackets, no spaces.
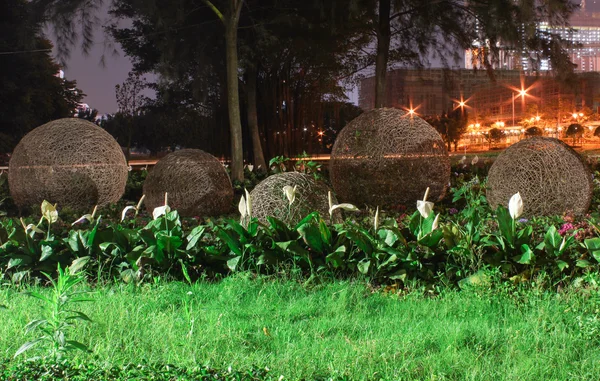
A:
9,118,128,210
143,149,233,217
330,108,450,208
487,137,593,216
249,172,340,225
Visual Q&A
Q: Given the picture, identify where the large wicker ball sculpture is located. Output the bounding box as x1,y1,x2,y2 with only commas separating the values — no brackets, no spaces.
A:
9,118,128,210
249,172,340,225
143,149,233,217
330,108,450,208
487,137,593,216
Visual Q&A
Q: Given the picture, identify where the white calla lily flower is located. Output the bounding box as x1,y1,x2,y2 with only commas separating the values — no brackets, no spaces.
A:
247,164,254,172
508,192,524,220
283,185,297,205
329,203,359,214
416,187,434,218
152,205,171,220
72,205,98,226
374,206,379,232
41,200,58,224
121,206,137,222
471,155,479,165
121,195,146,222
20,218,44,235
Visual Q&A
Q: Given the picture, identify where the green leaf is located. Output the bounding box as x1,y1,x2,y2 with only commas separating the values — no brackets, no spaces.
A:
14,339,43,358
495,205,514,244
7,257,23,270
227,256,241,271
217,228,242,256
186,226,206,251
557,260,569,272
517,244,535,264
66,340,90,352
40,244,54,262
24,319,47,333
357,259,371,275
576,259,592,268
297,223,325,253
585,238,600,262
69,256,90,275
180,259,192,285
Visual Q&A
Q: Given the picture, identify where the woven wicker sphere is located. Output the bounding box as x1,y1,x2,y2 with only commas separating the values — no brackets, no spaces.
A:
9,118,128,210
249,172,340,225
487,137,593,216
143,149,233,217
330,108,450,208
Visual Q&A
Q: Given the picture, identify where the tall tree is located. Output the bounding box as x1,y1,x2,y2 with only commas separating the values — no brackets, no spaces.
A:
202,0,245,182
115,72,145,158
0,0,84,148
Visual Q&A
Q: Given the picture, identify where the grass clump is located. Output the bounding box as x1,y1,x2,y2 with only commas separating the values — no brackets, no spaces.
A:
2,275,600,380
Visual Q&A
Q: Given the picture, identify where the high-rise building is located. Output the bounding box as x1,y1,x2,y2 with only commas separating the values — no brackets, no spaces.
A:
465,4,600,72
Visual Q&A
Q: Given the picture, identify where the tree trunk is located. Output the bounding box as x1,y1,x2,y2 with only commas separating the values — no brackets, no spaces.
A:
225,3,244,182
374,0,391,109
246,65,267,173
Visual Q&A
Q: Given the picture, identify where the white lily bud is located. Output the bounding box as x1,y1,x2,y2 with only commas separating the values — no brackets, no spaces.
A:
374,206,379,232
238,195,247,218
244,189,252,218
283,185,297,205
471,155,479,165
559,236,567,252
508,192,524,220
432,213,440,231
121,206,136,222
247,164,254,172
328,191,333,218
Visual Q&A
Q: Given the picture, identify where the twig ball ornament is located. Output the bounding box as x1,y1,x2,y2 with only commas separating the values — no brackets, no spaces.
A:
249,172,340,225
487,137,593,216
330,108,450,208
143,149,233,217
9,118,128,209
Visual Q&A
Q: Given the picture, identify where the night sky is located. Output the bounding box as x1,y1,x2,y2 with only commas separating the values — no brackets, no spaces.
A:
48,2,139,115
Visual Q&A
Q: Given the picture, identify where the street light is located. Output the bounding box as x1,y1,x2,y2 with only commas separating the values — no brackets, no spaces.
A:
512,88,527,127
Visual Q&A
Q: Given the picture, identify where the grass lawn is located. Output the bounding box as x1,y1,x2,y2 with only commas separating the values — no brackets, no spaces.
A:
2,275,600,380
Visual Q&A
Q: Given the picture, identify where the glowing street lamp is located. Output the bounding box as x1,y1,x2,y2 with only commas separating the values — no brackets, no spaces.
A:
512,88,527,127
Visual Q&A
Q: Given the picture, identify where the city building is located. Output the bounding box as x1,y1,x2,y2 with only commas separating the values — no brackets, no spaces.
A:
465,3,600,72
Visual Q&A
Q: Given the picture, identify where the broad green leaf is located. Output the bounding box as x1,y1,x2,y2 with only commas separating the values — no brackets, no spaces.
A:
69,256,90,275
66,340,90,352
186,226,206,251
585,238,600,262
7,257,23,270
227,256,241,271
357,259,371,275
557,260,569,272
40,244,54,262
297,223,325,253
216,228,242,256
517,244,535,264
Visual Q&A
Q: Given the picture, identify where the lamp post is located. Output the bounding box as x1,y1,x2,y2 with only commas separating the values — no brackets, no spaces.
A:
512,89,527,127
